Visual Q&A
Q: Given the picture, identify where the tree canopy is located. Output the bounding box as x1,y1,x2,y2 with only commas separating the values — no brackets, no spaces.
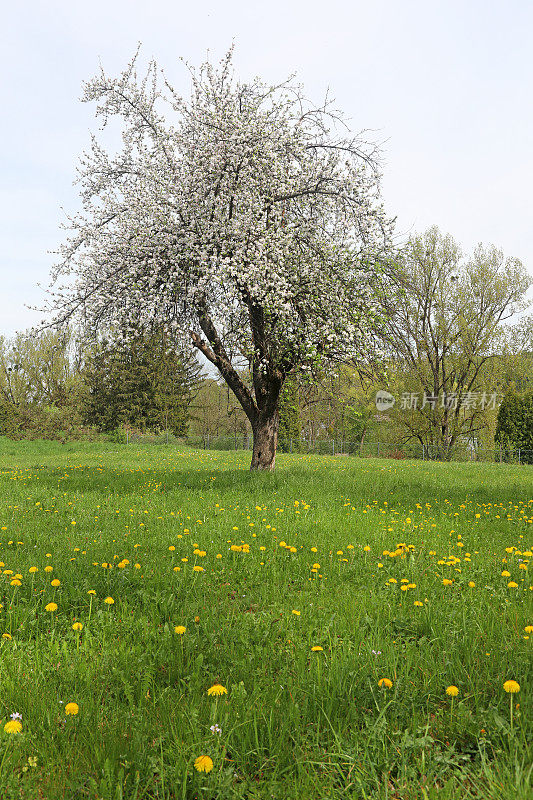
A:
45,48,394,469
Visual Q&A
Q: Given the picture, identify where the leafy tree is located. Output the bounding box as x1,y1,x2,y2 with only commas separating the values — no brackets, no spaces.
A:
188,378,248,439
82,331,201,434
0,328,82,408
278,378,300,447
45,48,393,470
495,390,533,463
379,227,531,457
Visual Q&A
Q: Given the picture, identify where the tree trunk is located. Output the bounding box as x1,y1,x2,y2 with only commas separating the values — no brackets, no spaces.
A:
250,411,279,471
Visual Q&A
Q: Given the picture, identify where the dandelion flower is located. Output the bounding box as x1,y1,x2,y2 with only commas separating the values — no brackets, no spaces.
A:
28,566,38,573
45,602,58,612
468,581,476,588
503,680,520,694
51,579,61,587
525,625,533,634
4,719,22,734
446,685,459,697
174,625,186,635
507,581,518,588
193,566,204,572
72,622,83,631
442,579,453,586
378,678,393,688
2,633,12,640
10,579,21,586
194,755,213,773
104,597,114,605
207,684,227,696
87,590,96,596
65,702,79,715
291,610,301,616
311,646,323,652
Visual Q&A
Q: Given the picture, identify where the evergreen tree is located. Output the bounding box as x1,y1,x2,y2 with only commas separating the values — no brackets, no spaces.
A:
278,379,300,448
82,331,201,433
495,390,533,462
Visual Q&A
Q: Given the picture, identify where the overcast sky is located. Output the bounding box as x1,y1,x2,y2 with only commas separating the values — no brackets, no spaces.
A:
2,0,532,337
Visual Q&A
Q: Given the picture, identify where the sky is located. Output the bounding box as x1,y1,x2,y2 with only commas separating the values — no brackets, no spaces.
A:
1,0,532,337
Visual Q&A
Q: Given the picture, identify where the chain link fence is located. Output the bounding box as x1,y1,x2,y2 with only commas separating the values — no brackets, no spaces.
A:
124,430,533,464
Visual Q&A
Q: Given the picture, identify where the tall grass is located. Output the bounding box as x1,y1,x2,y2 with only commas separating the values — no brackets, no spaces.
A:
0,439,531,798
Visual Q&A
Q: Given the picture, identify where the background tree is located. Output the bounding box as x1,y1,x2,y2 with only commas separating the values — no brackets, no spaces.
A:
0,328,87,440
277,378,300,449
45,48,394,470
0,328,82,408
495,390,533,463
378,227,531,457
82,330,201,434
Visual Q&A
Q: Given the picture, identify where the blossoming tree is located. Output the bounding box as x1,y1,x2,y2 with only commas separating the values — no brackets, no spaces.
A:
47,49,394,470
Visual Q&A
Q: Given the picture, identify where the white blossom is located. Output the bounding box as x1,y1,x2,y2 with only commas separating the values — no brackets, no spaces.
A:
44,47,395,468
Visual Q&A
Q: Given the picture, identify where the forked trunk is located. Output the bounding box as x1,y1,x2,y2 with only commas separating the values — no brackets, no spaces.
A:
250,411,279,471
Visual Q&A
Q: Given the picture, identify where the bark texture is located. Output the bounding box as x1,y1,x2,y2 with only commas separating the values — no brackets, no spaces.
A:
250,411,279,471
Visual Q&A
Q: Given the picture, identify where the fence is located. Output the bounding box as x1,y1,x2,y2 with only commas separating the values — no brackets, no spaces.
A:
124,430,533,464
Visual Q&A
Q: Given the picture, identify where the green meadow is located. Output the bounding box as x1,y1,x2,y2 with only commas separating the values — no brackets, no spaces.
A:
0,438,531,799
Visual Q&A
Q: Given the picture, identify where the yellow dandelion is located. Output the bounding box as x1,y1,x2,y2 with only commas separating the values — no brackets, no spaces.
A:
207,684,227,696
45,602,58,612
65,702,79,715
10,579,21,587
174,625,186,635
4,719,22,734
104,597,114,605
72,622,83,631
446,685,459,697
51,579,61,587
311,646,323,652
87,590,96,595
193,565,204,572
2,633,12,640
194,755,213,773
503,680,520,693
291,610,301,616
378,678,393,688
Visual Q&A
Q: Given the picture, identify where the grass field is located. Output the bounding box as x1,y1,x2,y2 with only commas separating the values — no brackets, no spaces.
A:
0,438,531,799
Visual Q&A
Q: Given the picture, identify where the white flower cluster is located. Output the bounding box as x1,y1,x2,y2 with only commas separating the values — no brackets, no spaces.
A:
47,47,394,422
